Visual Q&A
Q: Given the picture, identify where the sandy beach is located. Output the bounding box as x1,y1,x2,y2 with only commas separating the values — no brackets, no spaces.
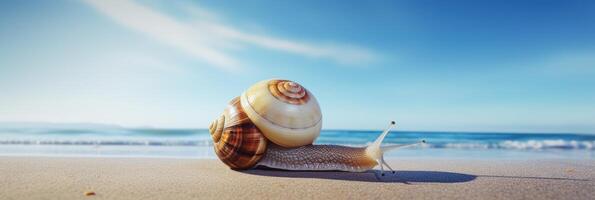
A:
0,157,593,200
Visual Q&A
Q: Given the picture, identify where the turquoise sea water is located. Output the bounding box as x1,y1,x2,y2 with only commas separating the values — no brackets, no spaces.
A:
0,125,593,159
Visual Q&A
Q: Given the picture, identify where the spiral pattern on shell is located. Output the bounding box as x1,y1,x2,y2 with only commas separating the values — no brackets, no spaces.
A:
209,97,267,169
267,80,310,105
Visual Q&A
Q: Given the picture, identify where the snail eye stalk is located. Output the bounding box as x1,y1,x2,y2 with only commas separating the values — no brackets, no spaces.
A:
367,120,427,175
371,121,397,147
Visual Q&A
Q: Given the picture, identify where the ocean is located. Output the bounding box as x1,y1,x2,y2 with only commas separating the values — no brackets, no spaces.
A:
0,124,593,160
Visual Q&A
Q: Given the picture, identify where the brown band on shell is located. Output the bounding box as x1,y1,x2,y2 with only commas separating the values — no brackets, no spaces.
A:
267,80,310,105
223,98,251,128
213,97,267,170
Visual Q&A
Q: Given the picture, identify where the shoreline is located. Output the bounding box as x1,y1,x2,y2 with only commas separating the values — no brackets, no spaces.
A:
1,157,593,199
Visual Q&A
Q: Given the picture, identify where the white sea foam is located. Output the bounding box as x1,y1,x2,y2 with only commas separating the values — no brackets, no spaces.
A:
498,140,595,150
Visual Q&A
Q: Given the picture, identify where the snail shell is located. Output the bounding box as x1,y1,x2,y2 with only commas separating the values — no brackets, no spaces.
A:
209,97,267,169
240,79,322,148
209,79,321,169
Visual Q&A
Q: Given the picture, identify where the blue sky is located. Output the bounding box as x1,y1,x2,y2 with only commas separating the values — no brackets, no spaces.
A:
1,0,594,133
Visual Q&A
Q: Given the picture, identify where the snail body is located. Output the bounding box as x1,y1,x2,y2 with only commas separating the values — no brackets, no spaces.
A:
258,144,377,172
209,79,424,173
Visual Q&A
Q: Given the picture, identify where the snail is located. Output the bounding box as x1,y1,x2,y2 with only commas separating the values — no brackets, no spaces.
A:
209,79,425,174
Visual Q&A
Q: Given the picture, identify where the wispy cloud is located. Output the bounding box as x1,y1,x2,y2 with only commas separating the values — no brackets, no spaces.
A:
84,0,378,71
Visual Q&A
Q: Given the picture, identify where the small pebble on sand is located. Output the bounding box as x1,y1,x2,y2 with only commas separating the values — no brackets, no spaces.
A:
84,191,96,196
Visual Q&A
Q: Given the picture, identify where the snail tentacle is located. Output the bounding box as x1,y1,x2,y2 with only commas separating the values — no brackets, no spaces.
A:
380,140,426,152
365,121,426,164
381,156,396,174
